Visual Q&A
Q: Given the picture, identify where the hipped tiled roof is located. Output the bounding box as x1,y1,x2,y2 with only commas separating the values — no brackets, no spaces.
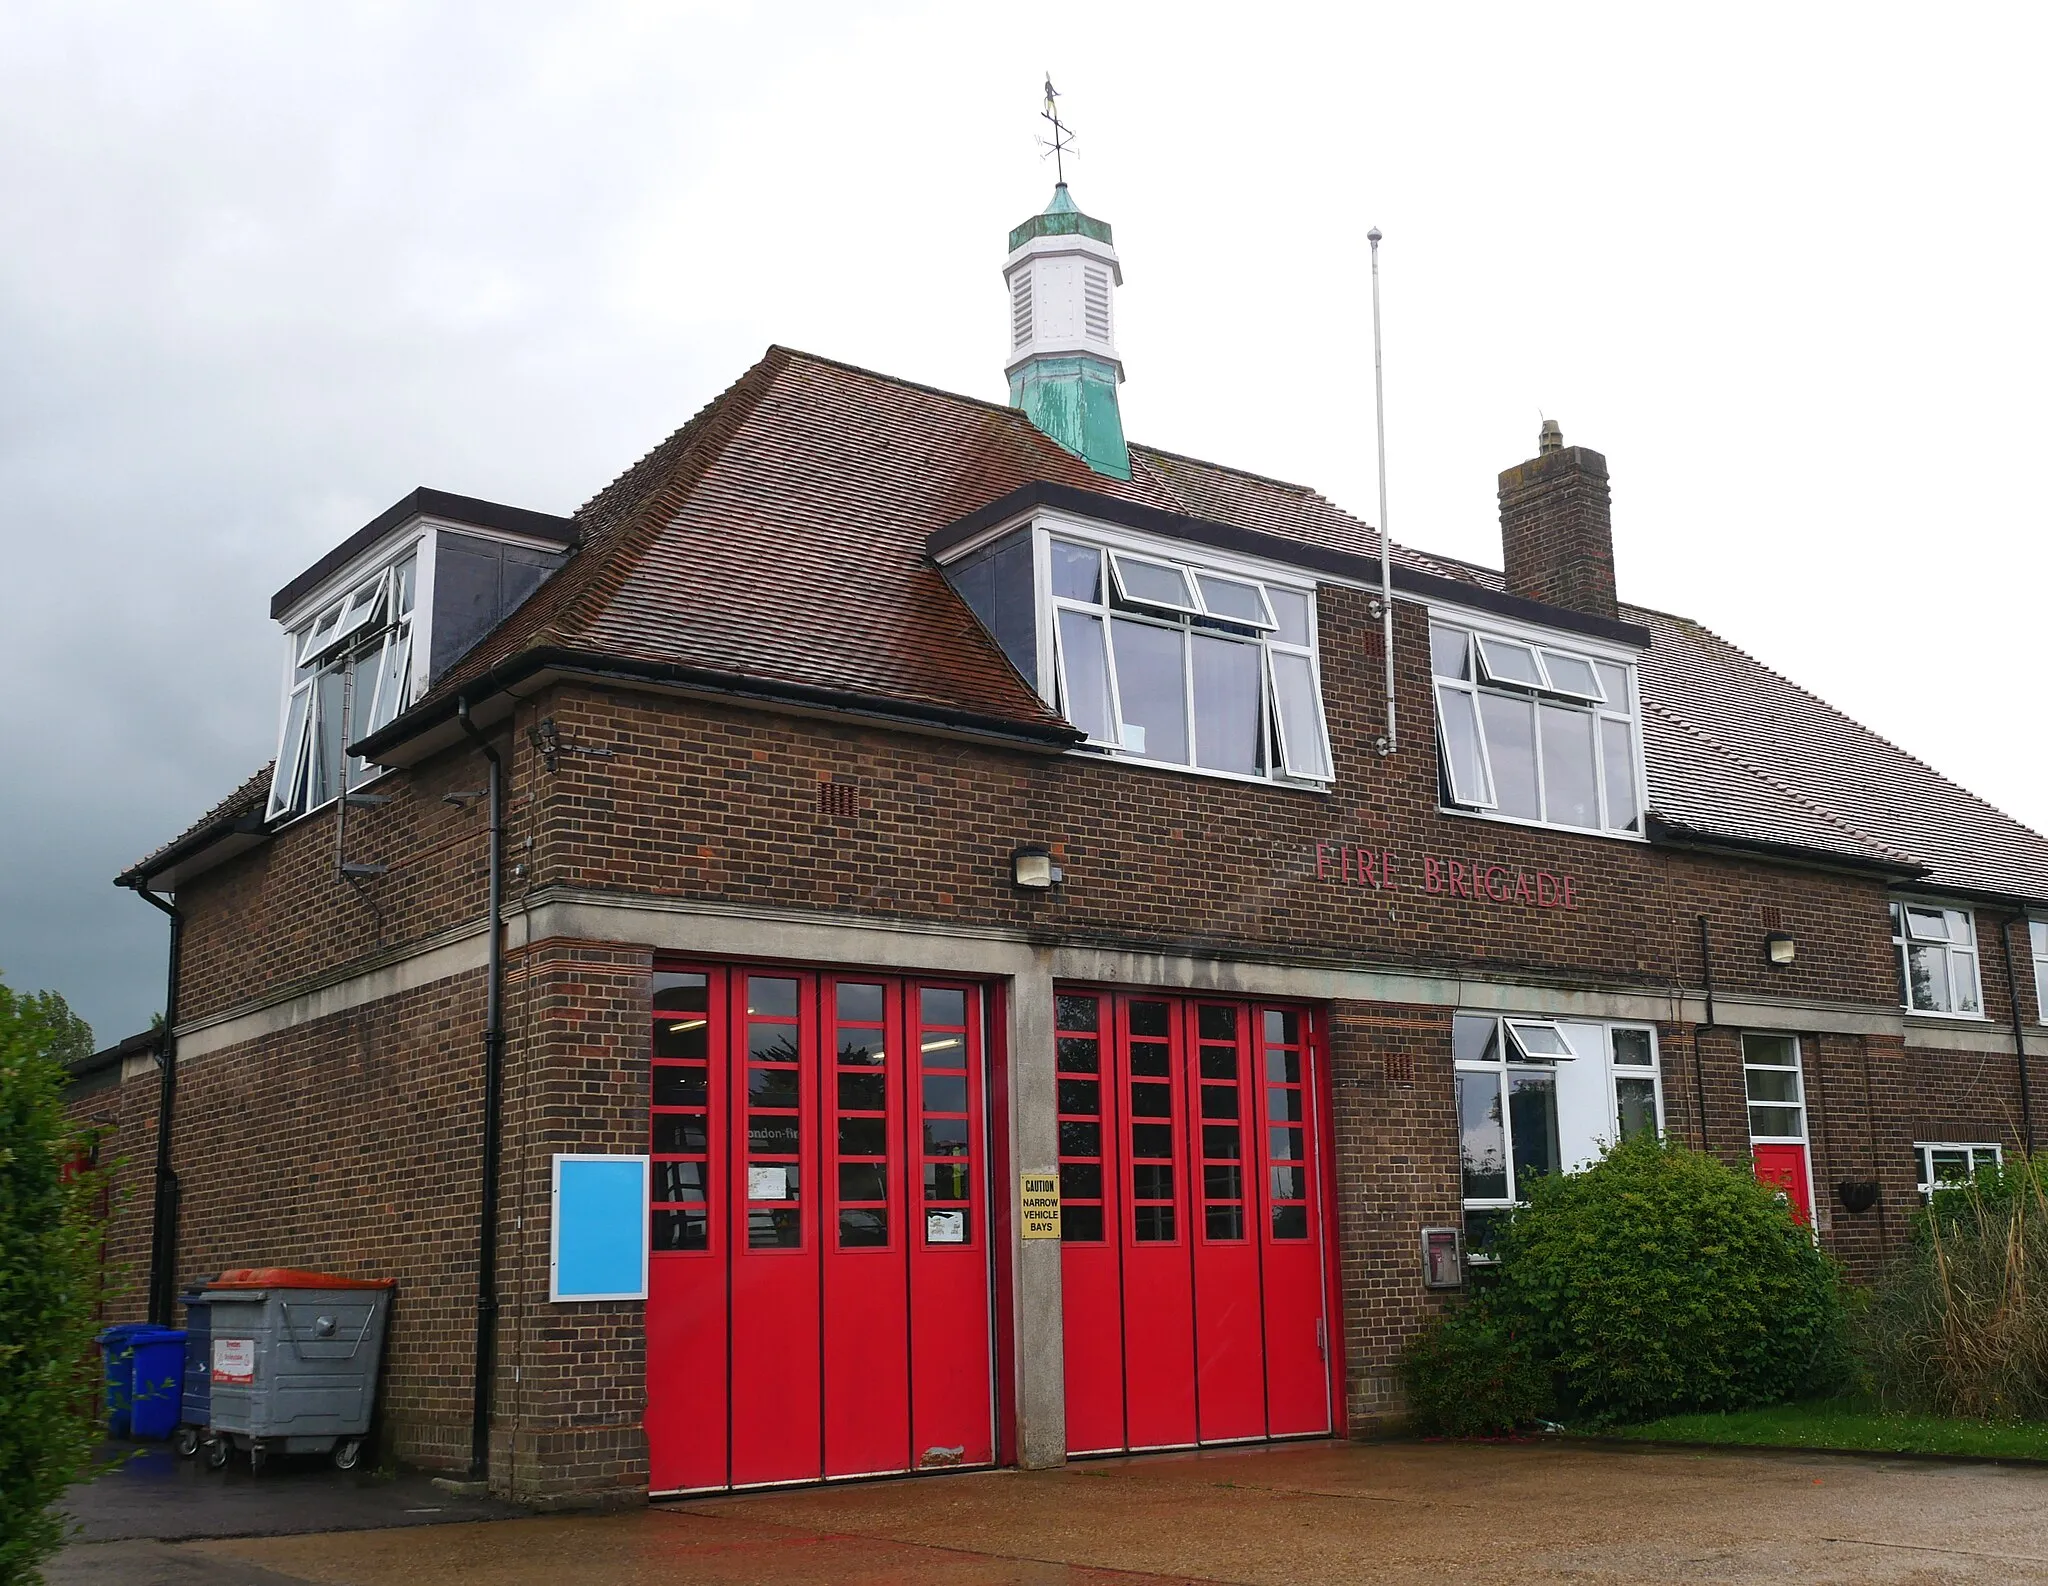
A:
129,346,2048,904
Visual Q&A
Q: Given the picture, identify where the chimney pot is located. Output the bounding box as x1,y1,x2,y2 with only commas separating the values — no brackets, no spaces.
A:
1498,425,1618,621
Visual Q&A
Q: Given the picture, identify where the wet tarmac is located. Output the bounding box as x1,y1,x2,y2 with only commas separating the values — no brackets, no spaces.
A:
55,1438,2048,1585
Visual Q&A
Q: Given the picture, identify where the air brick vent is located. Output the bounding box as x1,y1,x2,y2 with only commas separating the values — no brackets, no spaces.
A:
817,780,858,820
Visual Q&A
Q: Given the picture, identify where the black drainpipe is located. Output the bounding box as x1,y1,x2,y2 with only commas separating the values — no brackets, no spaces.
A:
456,697,506,1481
1998,913,2036,1154
130,883,183,1325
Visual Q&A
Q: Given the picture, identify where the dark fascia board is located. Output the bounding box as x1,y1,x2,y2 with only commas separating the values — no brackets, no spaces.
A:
1885,877,2048,912
1644,813,1925,882
270,488,578,620
350,644,1087,766
115,809,269,892
929,481,1655,650
71,1028,160,1080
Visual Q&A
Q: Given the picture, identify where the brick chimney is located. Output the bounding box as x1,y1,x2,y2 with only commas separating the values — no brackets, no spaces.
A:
1498,422,1617,620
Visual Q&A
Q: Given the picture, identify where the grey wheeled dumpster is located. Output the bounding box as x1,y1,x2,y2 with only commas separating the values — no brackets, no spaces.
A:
200,1268,395,1472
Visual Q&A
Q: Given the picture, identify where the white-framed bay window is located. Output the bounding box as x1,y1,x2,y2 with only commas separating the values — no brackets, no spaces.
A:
1041,530,1333,785
1455,1012,1662,1257
1891,901,1983,1017
2031,919,2048,1024
1430,612,1644,837
1915,1142,2002,1199
268,543,423,820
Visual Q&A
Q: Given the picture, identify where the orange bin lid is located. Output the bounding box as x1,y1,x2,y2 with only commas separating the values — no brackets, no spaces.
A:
207,1268,395,1291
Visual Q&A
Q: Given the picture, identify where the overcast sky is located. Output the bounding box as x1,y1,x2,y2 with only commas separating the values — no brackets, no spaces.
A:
3,1,2044,1045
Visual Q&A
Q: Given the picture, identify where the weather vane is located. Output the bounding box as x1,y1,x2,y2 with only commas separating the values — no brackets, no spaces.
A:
1039,75,1076,185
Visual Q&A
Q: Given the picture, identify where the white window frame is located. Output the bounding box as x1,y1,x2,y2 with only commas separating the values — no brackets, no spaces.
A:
268,536,429,822
1891,900,1986,1019
1740,1032,1807,1144
1428,604,1647,840
1033,513,1335,789
2029,919,2047,1025
1915,1141,2002,1200
1456,1013,1663,1260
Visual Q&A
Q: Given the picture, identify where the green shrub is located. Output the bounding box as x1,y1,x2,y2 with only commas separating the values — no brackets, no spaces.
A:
1489,1133,1848,1426
1401,1298,1552,1435
1861,1156,2048,1419
0,981,107,1586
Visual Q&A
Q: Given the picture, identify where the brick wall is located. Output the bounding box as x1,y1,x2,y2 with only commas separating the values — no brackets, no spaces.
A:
107,584,2042,1489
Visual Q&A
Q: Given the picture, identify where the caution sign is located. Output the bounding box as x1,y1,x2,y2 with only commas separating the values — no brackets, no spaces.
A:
1020,1173,1061,1239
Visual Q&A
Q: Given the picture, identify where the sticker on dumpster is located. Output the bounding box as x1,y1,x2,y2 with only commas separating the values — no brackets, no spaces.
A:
212,1338,255,1385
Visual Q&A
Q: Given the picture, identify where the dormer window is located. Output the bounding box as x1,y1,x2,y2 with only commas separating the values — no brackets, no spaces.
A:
268,547,420,820
1046,536,1332,784
1430,614,1643,836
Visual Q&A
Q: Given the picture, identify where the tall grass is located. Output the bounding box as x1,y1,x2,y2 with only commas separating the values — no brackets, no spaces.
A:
1861,1156,2048,1420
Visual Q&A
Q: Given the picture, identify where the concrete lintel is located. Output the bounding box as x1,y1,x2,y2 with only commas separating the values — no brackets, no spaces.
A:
175,927,490,1062
518,894,1043,979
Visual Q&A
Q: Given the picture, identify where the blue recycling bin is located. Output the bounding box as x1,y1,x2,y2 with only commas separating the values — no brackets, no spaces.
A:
98,1323,157,1437
129,1328,187,1440
178,1290,214,1445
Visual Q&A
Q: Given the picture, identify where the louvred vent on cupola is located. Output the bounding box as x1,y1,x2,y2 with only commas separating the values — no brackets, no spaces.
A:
1010,273,1033,349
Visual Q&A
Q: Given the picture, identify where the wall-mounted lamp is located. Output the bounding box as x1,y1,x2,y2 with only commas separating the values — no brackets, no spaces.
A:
1765,931,1796,967
1011,844,1064,890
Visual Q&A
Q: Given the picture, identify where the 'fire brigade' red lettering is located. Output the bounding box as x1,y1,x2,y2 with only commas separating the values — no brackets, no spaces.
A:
1311,845,1577,908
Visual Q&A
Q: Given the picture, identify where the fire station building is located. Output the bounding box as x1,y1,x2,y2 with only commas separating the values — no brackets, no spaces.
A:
80,181,2048,1503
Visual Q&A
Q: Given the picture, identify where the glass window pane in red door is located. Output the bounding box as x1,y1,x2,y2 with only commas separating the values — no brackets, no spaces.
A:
1263,1009,1309,1240
1056,994,1106,1242
918,987,973,1245
651,972,713,1251
1195,1004,1246,1241
834,982,891,1248
746,975,803,1249
1128,999,1178,1243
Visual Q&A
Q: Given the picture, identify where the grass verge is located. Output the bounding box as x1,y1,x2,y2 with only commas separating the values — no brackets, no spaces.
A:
1598,1400,2048,1461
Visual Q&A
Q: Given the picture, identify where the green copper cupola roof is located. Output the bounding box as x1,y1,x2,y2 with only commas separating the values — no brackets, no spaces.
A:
1002,183,1128,480
1007,183,1115,252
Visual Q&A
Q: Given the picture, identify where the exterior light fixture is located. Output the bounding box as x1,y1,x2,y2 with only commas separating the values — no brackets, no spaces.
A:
1011,844,1063,890
1765,931,1796,967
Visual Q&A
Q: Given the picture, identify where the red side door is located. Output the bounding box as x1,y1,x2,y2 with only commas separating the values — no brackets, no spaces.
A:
1753,1143,1813,1226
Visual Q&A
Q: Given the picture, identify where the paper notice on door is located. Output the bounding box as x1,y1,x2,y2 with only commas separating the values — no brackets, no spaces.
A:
212,1337,255,1385
926,1210,966,1244
747,1165,788,1201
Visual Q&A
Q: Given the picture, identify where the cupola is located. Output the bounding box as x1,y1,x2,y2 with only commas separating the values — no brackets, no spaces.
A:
1002,182,1129,480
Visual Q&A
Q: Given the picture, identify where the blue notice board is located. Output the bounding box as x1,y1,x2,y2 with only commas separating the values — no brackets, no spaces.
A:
551,1154,650,1302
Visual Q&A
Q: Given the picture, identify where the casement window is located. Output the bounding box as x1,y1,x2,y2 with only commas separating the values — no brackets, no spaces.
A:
1455,1013,1662,1257
1046,537,1333,784
2031,921,2048,1024
1915,1142,2002,1199
268,549,419,820
1891,902,1983,1016
1430,619,1642,836
1741,1033,1806,1141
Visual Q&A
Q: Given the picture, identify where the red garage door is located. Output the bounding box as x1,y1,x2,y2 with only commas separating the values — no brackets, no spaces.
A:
1055,989,1340,1454
645,966,994,1494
